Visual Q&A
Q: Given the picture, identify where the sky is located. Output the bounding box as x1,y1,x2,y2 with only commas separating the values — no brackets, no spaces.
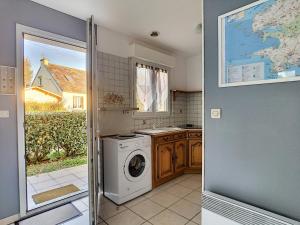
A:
24,39,86,79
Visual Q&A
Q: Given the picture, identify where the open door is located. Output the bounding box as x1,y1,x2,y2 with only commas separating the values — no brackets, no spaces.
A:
87,16,100,225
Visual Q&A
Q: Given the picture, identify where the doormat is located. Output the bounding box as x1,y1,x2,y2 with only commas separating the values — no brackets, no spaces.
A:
18,203,81,225
32,184,80,204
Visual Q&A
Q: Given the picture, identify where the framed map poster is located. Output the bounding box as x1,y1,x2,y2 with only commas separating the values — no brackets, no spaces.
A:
218,0,300,87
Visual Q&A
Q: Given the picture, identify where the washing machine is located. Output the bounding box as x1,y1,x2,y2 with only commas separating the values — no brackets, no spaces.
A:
103,134,152,205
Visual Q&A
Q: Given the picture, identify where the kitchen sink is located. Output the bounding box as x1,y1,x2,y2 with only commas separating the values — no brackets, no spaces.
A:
136,127,183,134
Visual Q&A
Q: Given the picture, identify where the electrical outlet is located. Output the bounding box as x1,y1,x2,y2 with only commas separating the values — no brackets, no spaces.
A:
211,108,221,119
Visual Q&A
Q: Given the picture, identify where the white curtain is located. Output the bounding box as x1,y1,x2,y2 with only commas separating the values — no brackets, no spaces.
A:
156,69,168,112
136,65,155,112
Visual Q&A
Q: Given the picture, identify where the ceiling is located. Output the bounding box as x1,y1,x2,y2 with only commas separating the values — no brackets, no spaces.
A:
31,0,202,56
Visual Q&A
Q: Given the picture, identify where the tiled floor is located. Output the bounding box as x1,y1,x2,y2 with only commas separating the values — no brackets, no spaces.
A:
27,164,88,210
98,174,202,225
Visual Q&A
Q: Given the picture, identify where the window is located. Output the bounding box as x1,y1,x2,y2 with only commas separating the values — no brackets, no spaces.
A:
73,96,84,109
38,76,43,87
134,62,169,116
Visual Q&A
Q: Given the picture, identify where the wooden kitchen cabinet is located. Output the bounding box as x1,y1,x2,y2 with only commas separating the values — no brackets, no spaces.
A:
151,130,202,188
174,140,187,173
188,139,202,168
153,132,187,187
186,131,202,173
156,143,174,180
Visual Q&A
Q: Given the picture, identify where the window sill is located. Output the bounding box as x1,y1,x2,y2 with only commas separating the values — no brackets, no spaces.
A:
132,112,170,119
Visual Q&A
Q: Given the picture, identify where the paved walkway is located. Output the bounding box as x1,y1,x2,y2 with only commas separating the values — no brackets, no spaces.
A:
27,164,88,210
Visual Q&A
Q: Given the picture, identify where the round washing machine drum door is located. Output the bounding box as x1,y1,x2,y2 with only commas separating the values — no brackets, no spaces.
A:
124,150,149,182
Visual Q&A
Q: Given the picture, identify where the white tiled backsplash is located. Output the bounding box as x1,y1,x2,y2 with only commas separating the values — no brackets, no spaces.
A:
187,92,202,126
97,51,202,135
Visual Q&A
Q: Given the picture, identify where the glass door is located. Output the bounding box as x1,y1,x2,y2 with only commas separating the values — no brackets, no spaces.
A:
23,34,88,212
16,25,94,224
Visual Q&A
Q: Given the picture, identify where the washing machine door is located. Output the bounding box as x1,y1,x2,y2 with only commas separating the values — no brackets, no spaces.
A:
124,150,149,182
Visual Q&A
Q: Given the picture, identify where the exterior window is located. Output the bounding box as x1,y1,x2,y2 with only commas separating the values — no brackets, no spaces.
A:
38,76,42,87
73,96,83,109
134,62,169,116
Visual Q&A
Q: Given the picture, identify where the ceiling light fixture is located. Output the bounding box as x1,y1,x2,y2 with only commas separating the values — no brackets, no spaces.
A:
150,31,160,37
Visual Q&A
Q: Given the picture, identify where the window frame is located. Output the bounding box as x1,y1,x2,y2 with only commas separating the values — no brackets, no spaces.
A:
73,95,84,109
131,58,170,118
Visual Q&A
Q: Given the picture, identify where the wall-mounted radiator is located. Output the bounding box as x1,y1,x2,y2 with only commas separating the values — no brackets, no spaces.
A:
202,192,300,225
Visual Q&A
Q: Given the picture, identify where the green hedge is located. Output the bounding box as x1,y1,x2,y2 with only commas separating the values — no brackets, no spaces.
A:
25,112,87,164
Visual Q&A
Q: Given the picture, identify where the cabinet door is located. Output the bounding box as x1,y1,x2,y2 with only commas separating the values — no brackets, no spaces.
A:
189,140,202,168
157,143,174,179
174,140,187,173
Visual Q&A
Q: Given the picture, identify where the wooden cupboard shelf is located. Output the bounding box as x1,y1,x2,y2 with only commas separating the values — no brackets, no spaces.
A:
171,90,202,101
98,107,139,112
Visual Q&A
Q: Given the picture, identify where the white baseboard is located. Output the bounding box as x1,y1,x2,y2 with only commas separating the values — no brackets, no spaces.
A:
0,214,20,225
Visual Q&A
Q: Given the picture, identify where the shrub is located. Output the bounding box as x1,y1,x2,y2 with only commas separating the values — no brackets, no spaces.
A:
25,112,87,164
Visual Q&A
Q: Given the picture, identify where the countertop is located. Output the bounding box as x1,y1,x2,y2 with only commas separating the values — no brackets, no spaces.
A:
135,127,202,136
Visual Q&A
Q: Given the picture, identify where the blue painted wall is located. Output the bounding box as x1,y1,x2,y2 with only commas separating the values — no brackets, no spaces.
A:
0,0,86,219
203,0,300,221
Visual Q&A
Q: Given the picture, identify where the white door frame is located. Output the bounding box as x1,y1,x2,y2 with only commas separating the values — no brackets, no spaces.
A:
16,24,88,217
86,16,99,225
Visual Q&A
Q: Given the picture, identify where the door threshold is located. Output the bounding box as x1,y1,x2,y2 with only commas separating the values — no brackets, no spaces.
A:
17,204,81,225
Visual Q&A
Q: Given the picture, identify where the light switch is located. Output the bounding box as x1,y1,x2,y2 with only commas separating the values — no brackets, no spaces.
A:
211,108,221,119
0,110,9,118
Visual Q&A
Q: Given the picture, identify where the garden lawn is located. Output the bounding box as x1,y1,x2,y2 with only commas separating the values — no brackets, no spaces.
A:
27,155,87,176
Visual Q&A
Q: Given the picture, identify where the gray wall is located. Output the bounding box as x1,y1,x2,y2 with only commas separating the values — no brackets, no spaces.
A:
204,0,300,222
0,0,86,219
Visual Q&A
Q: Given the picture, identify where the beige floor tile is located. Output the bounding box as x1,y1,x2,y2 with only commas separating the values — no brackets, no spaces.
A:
186,222,198,225
124,196,147,208
184,191,202,205
192,212,201,224
149,209,188,225
156,181,176,191
150,192,180,208
143,188,162,198
141,223,152,225
99,200,126,220
178,179,201,190
105,210,145,225
100,196,111,206
165,184,193,198
130,199,164,220
169,199,201,220
187,174,202,181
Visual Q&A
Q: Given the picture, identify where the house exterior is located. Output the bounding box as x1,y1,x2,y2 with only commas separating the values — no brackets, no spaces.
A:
25,86,62,103
30,58,87,110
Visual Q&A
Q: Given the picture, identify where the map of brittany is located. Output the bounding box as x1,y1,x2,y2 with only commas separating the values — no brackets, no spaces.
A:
225,0,300,83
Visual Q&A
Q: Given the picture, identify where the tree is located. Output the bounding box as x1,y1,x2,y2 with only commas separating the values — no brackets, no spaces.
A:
24,58,33,87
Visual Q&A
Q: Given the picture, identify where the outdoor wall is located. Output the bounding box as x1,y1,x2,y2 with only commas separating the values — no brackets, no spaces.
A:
204,0,300,221
0,0,86,220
